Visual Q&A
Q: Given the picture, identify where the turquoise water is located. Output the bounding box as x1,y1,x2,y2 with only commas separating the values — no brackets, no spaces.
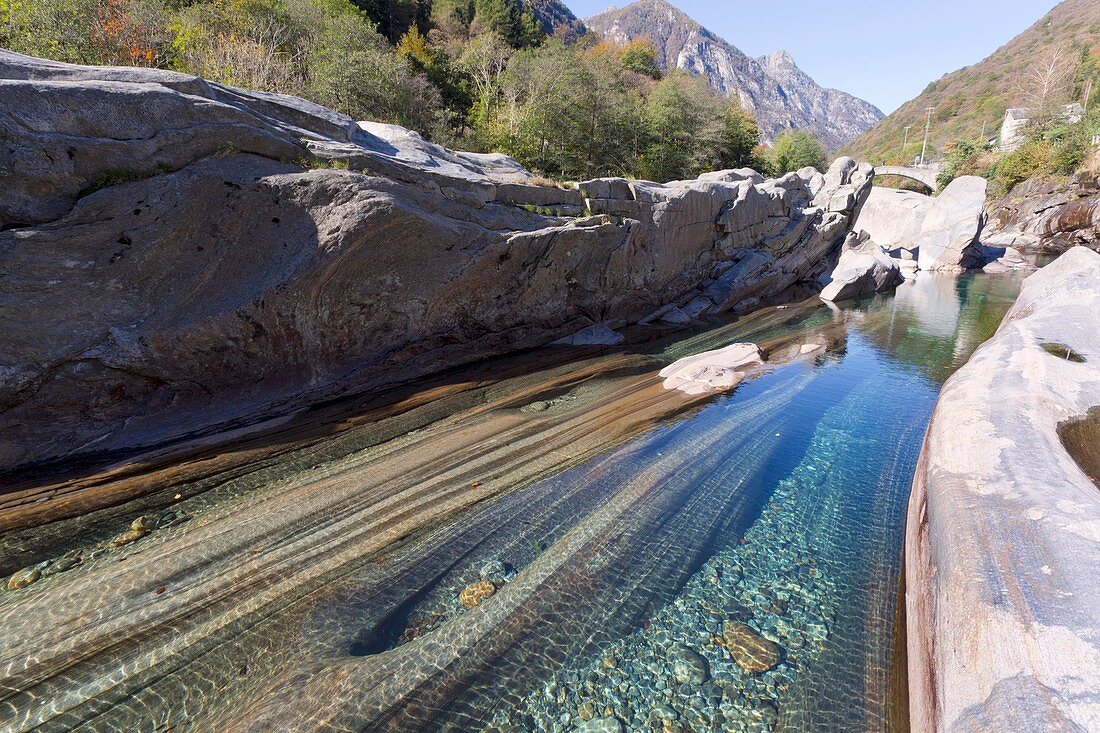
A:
0,272,1025,733
310,272,1024,732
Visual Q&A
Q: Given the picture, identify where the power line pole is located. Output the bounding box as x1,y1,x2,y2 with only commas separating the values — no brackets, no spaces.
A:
920,107,934,166
1085,79,1094,116
903,126,912,148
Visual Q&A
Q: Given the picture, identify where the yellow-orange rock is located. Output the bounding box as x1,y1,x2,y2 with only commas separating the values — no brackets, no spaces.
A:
458,579,495,608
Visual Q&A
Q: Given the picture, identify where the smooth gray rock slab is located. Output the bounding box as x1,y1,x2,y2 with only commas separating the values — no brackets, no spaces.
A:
855,186,933,249
820,231,903,302
916,176,987,271
905,246,1100,732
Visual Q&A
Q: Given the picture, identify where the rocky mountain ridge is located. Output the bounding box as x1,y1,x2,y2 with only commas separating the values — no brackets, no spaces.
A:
0,49,872,474
584,0,884,151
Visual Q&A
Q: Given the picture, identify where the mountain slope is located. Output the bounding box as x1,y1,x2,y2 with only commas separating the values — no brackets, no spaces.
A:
584,0,883,151
845,0,1100,164
524,0,586,37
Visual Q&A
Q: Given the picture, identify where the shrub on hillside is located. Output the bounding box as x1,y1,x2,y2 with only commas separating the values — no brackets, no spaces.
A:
768,131,826,175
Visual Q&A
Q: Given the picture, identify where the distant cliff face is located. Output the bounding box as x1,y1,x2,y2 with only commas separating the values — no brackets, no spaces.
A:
525,0,586,37
584,0,883,152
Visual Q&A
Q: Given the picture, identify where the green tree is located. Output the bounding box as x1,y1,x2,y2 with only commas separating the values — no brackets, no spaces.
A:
717,104,760,170
619,39,660,80
641,72,725,182
769,130,826,174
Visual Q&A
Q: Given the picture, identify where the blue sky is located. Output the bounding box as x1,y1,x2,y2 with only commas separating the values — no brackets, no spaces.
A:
568,0,1060,113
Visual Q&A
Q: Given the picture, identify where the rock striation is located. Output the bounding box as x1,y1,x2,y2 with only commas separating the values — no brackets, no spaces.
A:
0,50,872,473
905,246,1100,732
983,173,1100,254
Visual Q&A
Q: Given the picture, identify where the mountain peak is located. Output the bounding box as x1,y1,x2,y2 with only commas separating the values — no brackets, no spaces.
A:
767,49,796,67
585,4,883,151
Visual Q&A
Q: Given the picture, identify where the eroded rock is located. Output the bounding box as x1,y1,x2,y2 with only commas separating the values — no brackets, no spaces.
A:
905,247,1100,731
659,344,764,395
915,176,987,271
820,231,903,302
0,51,873,474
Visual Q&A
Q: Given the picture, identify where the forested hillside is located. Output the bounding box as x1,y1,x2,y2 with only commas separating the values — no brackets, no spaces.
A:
845,0,1100,165
0,0,771,181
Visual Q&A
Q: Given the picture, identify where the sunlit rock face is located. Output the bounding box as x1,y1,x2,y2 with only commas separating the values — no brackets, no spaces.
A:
906,247,1100,732
0,51,871,474
984,173,1100,253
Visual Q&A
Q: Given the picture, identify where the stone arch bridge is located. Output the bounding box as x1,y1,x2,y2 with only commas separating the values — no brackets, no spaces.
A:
874,164,942,192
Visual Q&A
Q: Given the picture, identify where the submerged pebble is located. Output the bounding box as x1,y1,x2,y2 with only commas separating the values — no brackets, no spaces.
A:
111,528,148,547
459,579,496,608
6,566,41,591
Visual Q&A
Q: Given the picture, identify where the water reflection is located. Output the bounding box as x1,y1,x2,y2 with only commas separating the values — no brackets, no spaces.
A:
0,273,1025,733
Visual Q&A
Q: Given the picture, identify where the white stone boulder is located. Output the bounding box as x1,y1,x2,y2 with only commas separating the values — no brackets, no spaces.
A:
659,343,764,395
915,176,987,271
820,231,903,302
855,187,933,249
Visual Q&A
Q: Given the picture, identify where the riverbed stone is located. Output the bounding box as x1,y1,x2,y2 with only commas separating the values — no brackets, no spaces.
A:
717,622,783,673
667,644,709,684
458,579,496,608
111,528,148,547
7,566,41,591
572,717,623,733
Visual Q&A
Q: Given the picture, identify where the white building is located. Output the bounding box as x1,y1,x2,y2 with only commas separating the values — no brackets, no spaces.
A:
999,103,1086,151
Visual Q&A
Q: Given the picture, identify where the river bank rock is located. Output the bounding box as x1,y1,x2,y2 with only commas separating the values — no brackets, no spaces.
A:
905,246,1100,732
915,176,987,271
820,231,903,302
983,173,1100,253
0,50,871,473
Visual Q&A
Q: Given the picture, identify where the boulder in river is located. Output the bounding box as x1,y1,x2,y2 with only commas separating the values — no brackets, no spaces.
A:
659,344,764,395
915,176,987,271
820,231,903,302
855,187,933,249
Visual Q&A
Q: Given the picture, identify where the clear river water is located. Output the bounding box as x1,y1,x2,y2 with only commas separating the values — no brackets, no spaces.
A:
0,271,1026,733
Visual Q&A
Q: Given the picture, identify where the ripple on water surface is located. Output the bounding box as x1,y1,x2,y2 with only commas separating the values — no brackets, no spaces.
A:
0,272,1027,733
